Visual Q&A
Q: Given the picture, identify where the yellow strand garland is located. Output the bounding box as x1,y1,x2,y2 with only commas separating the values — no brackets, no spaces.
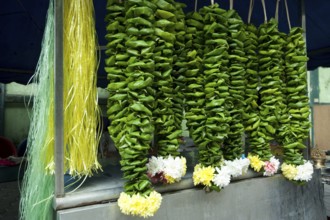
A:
45,0,101,177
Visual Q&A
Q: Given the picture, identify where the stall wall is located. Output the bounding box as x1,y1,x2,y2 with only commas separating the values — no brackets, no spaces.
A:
319,67,330,103
3,82,108,146
313,105,330,151
310,68,330,151
4,102,30,145
57,173,326,220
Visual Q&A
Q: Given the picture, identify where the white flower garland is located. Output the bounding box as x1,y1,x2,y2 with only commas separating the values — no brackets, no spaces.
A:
281,160,313,182
248,155,280,176
147,155,187,184
205,158,250,189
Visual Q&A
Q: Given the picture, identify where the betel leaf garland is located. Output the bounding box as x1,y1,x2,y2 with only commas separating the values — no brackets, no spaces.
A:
152,0,181,157
106,0,162,217
183,10,205,158
223,9,247,161
183,9,222,189
192,4,250,191
146,0,187,185
105,0,127,151
256,19,279,160
104,2,313,214
243,23,261,154
172,2,186,134
123,0,156,194
200,4,230,168
247,18,281,175
280,27,313,182
105,1,131,187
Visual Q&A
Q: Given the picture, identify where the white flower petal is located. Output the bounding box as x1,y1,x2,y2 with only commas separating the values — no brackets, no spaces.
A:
213,168,231,188
294,161,313,181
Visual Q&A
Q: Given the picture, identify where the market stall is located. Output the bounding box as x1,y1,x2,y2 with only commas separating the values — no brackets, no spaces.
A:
0,0,328,219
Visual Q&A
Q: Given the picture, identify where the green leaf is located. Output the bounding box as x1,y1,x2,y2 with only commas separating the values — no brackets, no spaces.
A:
156,9,175,19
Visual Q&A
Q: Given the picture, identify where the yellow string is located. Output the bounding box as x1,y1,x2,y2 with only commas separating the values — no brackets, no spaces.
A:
45,0,101,177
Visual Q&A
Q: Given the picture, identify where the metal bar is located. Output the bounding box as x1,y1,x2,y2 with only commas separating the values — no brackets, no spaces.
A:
301,0,306,40
299,0,311,158
0,68,34,75
54,0,65,197
0,83,5,136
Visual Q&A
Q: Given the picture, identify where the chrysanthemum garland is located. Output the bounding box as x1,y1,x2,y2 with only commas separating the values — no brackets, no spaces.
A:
118,191,162,218
147,156,187,184
193,157,250,189
281,161,313,182
248,154,280,176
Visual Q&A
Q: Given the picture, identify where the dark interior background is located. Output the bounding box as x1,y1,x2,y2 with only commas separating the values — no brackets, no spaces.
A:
1,0,329,87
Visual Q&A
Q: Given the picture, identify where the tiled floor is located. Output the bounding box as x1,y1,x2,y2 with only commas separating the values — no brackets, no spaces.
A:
0,181,20,220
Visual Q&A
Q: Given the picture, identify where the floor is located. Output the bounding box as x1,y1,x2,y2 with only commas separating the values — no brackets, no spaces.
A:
0,181,20,220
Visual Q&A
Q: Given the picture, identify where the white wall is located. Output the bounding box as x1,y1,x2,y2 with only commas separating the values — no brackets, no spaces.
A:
3,82,109,146
318,67,330,103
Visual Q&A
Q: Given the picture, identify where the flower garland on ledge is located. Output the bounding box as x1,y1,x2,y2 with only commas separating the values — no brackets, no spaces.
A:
147,156,187,184
193,157,250,189
248,154,280,176
281,161,313,182
118,191,162,218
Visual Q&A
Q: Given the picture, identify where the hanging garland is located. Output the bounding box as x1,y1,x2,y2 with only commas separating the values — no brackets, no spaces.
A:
246,14,281,176
183,10,205,150
146,0,186,185
189,4,250,191
106,0,162,217
193,4,229,191
280,26,313,182
243,22,261,157
243,0,260,139
153,0,179,157
20,2,55,219
104,2,313,215
43,0,102,177
172,2,186,134
105,0,128,155
183,8,211,185
223,8,247,161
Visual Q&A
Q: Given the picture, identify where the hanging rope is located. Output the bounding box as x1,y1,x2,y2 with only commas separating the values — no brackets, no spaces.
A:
20,1,55,219
275,0,280,22
261,0,267,23
195,0,198,12
210,0,214,6
284,0,292,30
230,0,234,10
248,0,254,24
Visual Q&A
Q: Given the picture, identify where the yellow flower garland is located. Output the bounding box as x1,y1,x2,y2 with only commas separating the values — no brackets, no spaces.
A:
248,155,265,172
118,191,162,218
281,163,298,180
193,164,215,187
181,157,187,177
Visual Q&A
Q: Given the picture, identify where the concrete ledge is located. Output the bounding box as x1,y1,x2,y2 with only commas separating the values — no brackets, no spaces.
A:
54,168,263,210
57,171,326,220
